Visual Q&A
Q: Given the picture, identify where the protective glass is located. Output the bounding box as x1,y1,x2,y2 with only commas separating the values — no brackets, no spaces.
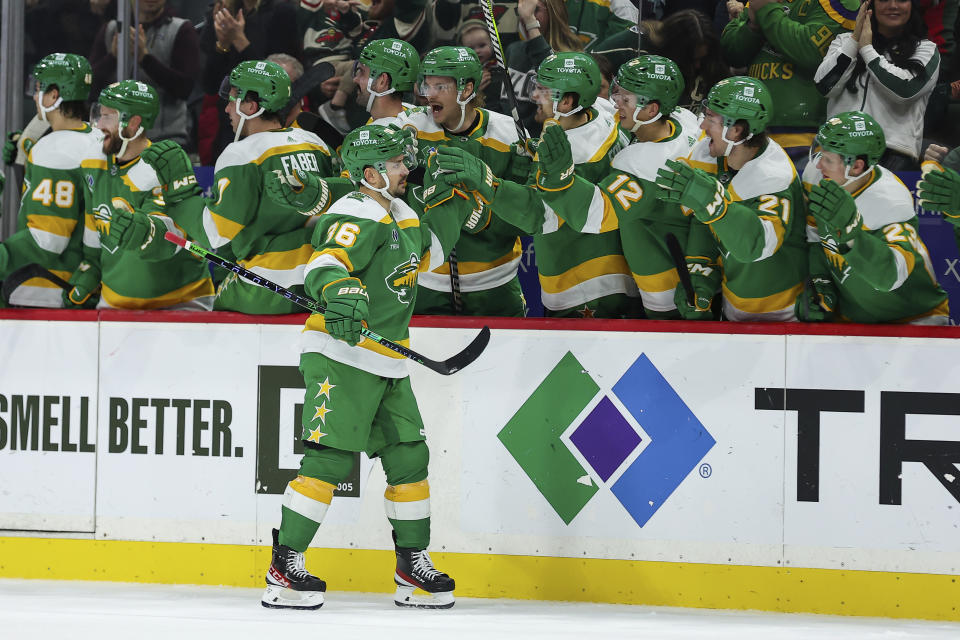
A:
417,78,455,97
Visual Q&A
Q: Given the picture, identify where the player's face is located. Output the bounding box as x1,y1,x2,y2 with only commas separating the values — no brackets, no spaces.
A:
461,27,493,64
224,87,257,138
96,105,123,155
611,85,638,128
384,154,410,197
531,83,556,123
816,149,850,183
700,108,736,158
353,62,372,103
419,75,465,128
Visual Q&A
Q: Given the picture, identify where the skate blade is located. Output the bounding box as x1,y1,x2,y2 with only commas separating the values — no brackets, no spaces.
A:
261,584,324,610
394,585,455,609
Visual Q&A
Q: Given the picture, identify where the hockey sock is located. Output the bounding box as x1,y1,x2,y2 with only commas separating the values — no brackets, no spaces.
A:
278,445,356,551
380,441,431,549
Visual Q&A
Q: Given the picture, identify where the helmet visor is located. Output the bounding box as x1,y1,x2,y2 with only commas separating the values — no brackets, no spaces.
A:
219,75,241,102
530,81,561,106
417,78,456,97
610,81,639,111
90,102,119,129
808,138,825,172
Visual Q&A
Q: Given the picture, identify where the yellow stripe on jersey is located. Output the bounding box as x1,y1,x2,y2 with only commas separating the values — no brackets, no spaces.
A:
311,248,355,273
722,281,804,314
767,132,817,152
303,315,409,359
242,245,314,271
208,211,245,242
890,244,916,276
253,143,329,165
27,214,77,238
396,217,420,229
22,269,73,289
633,268,681,293
539,255,631,294
101,276,215,310
81,158,109,171
587,120,623,164
427,240,521,275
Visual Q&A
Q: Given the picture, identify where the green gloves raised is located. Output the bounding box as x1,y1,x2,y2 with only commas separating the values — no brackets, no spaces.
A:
794,276,837,322
808,179,862,244
63,260,101,308
265,168,331,215
435,146,498,204
917,166,960,221
3,130,22,164
673,257,719,320
535,123,575,191
656,159,728,223
321,277,369,346
140,140,199,205
108,208,156,252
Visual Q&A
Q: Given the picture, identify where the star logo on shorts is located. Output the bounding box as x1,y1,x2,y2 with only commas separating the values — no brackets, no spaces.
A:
578,305,596,318
312,401,332,424
315,377,336,400
306,425,327,443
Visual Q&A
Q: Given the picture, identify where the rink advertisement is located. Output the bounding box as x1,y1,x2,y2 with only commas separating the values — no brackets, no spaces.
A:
2,312,960,618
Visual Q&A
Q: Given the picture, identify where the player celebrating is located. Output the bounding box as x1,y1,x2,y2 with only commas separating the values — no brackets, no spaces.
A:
65,80,213,310
0,53,99,307
142,60,335,314
352,38,420,125
262,125,476,611
437,51,639,318
656,76,808,321
801,111,948,324
917,162,960,254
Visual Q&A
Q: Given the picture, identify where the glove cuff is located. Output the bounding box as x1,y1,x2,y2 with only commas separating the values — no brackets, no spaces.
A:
321,276,366,302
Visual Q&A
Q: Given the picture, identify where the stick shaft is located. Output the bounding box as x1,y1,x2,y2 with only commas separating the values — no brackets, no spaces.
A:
480,0,528,143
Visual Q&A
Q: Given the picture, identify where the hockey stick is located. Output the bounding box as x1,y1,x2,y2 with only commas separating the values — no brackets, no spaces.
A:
1,263,71,306
164,232,490,375
480,0,529,144
664,232,695,308
448,247,463,314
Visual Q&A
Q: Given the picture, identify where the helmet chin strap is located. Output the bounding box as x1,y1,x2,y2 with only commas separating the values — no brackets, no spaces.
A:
551,101,583,121
720,124,752,157
629,105,661,133
361,169,395,202
36,90,62,123
841,161,872,187
453,87,476,131
365,77,396,113
234,106,265,142
117,122,145,160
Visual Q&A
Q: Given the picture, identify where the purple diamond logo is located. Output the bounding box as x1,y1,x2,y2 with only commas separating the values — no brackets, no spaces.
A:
569,396,641,482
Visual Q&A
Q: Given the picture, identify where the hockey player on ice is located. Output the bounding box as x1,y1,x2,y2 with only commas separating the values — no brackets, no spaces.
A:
0,54,100,308
436,51,641,318
67,79,214,310
261,125,479,611
656,76,808,321
801,111,949,324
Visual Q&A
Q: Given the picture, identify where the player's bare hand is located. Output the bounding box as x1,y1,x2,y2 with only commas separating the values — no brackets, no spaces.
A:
924,144,948,164
727,0,745,19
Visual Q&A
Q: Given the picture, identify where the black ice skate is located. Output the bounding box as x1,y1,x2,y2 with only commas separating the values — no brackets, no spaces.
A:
261,528,326,610
394,544,455,609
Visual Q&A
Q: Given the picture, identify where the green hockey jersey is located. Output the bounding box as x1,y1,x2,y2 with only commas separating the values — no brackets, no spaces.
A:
721,0,857,130
167,127,335,314
1,125,100,307
685,137,809,321
801,164,949,323
301,190,465,378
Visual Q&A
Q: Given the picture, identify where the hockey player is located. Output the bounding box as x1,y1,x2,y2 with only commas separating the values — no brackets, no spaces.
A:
141,60,336,314
799,111,948,324
0,53,99,307
918,163,960,255
655,76,808,321
262,125,476,611
64,80,214,310
353,38,420,125
398,46,530,317
436,51,639,318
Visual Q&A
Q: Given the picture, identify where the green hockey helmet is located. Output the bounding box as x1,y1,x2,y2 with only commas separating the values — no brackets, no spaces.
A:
815,111,886,168
535,52,601,116
358,39,420,93
98,79,160,130
704,76,773,134
341,125,417,194
615,55,684,114
418,46,482,96
34,53,93,102
229,59,292,112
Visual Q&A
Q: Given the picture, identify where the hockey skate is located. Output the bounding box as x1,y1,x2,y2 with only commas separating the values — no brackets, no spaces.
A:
394,544,455,609
261,528,326,610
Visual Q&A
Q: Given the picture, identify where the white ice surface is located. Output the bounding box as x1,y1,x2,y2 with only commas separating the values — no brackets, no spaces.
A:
1,579,959,640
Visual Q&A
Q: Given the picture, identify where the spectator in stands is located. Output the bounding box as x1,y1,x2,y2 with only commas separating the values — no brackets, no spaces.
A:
198,0,299,163
559,0,638,52
25,0,110,70
814,0,940,171
89,0,200,147
722,0,859,165
435,1,521,51
506,0,583,135
460,18,504,112
592,52,614,99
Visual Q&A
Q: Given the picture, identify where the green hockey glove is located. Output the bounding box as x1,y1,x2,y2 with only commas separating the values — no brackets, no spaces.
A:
321,277,369,347
917,167,960,220
0,172,5,196
673,257,719,320
808,179,862,244
794,276,837,322
656,160,728,223
2,130,21,164
63,260,101,308
140,140,199,205
535,123,575,191
435,146,498,204
265,168,331,215
108,208,156,252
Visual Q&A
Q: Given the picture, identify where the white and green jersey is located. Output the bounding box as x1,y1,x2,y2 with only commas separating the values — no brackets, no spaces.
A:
301,191,464,378
80,145,215,310
167,127,335,314
685,137,808,321
802,164,949,324
1,125,100,307
536,109,700,314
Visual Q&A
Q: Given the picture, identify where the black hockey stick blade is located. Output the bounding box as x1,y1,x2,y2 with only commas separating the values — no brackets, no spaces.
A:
1,263,71,306
431,325,490,375
664,233,695,308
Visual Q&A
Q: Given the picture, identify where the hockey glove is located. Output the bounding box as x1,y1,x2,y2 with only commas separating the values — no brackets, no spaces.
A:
673,257,719,320
808,179,862,244
321,277,369,347
917,167,960,220
0,172,4,197
265,168,331,216
108,208,156,252
656,160,728,223
140,140,199,205
535,123,575,191
794,276,837,322
435,146,498,204
2,130,21,165
63,260,101,308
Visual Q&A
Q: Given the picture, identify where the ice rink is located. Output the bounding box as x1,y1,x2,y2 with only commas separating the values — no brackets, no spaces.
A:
2,579,958,640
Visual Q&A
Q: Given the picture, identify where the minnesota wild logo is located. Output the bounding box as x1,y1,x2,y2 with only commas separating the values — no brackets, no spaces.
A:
386,253,419,304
